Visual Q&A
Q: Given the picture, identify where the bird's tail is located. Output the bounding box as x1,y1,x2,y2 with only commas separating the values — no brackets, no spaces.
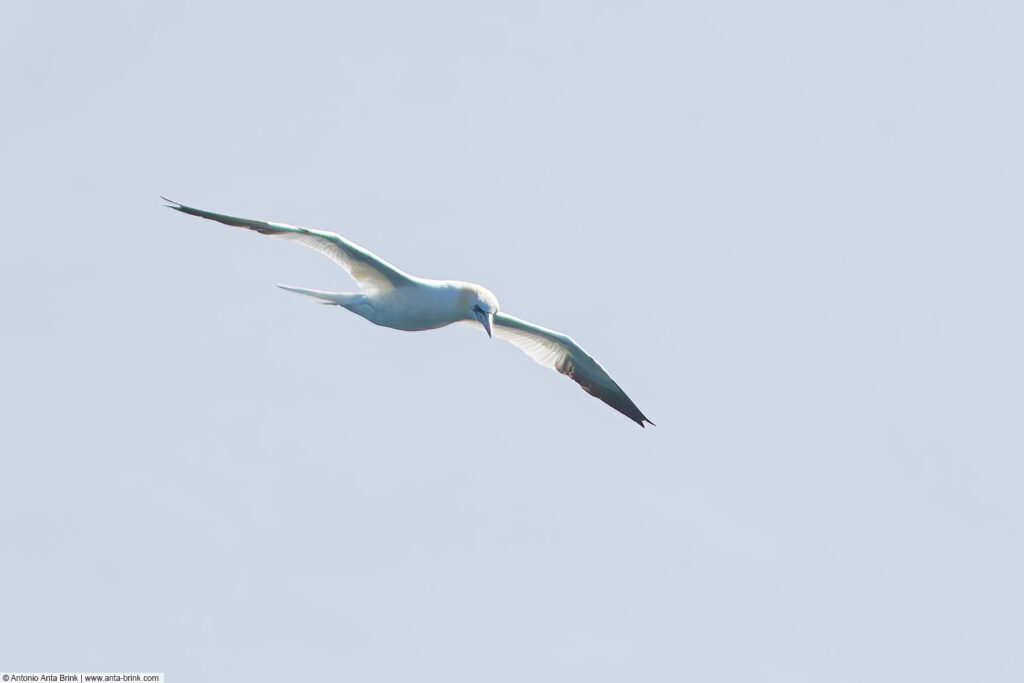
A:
276,284,362,307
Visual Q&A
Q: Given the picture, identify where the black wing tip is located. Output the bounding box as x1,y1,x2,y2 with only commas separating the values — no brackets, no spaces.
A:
557,357,654,429
159,197,280,233
161,196,192,214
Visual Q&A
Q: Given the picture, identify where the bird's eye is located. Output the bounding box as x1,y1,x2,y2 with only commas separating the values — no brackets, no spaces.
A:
473,304,484,314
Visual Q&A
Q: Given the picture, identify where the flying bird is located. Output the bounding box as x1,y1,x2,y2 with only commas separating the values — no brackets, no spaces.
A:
164,198,653,427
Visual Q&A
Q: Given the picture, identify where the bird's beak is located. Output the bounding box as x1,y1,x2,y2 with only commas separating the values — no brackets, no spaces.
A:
475,310,494,338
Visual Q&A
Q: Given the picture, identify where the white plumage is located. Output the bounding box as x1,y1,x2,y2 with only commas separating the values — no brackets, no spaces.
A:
165,198,652,426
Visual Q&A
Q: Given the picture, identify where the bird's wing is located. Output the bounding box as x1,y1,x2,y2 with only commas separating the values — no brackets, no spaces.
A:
163,198,414,294
492,312,653,427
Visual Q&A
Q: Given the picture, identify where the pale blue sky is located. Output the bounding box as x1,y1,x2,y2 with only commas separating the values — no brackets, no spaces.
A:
2,1,1023,680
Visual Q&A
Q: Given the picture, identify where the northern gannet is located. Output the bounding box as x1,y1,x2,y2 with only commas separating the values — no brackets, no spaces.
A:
164,199,653,427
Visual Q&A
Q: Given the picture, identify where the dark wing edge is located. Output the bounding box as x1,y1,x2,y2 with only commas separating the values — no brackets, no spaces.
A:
161,197,413,291
492,312,654,428
556,354,654,428
162,197,283,234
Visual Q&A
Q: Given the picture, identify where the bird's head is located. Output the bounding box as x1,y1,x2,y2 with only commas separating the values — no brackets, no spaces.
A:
464,284,500,338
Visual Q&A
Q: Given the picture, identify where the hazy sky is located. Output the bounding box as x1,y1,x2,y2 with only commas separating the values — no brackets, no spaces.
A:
2,1,1023,680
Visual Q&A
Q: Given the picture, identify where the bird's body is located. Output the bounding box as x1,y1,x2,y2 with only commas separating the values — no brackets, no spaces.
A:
283,279,491,331
165,198,652,426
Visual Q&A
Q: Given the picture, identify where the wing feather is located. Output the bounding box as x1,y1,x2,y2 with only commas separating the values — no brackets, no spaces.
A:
164,198,413,294
492,312,653,427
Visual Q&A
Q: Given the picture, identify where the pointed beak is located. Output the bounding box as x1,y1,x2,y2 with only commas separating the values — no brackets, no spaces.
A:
475,310,494,338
